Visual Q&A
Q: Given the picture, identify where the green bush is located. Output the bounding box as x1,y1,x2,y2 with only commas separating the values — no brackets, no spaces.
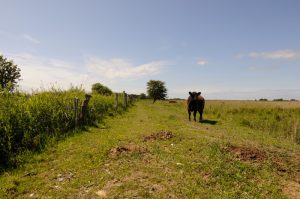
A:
91,83,113,96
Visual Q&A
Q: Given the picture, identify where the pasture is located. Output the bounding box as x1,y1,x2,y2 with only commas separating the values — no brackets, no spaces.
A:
0,100,299,198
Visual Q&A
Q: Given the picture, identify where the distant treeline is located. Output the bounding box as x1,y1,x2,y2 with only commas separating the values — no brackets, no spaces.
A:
257,98,298,101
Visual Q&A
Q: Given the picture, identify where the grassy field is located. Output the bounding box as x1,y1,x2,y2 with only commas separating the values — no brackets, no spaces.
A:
0,100,299,198
0,88,128,169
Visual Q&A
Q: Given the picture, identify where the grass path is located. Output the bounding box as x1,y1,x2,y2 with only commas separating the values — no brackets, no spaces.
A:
1,100,299,198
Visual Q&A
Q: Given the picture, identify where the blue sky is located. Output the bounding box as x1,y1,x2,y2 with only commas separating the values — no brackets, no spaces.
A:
1,0,300,99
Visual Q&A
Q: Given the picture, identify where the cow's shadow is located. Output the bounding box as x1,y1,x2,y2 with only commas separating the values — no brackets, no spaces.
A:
200,119,218,125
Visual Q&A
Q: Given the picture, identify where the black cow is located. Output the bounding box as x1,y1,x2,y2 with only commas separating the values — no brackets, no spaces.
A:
187,91,205,122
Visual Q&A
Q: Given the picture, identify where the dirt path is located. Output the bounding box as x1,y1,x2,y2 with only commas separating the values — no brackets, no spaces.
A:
0,100,299,198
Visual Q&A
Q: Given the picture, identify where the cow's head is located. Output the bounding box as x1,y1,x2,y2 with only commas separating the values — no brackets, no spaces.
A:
189,91,201,100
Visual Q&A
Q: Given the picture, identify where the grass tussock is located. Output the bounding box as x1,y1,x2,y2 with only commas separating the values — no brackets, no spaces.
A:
203,100,300,144
0,87,130,169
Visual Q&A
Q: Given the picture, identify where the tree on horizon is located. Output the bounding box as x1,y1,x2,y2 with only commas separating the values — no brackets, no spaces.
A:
0,55,21,92
147,80,167,103
91,83,113,96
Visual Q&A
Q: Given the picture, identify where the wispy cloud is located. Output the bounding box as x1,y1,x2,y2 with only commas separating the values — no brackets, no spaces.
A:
238,50,300,59
3,53,167,92
6,53,93,91
86,57,166,79
22,34,40,44
196,58,208,65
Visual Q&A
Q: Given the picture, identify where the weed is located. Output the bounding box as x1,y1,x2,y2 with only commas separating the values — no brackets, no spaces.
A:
0,88,128,168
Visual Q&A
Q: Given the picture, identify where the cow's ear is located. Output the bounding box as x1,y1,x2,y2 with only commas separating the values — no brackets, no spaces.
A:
197,92,201,96
189,92,192,96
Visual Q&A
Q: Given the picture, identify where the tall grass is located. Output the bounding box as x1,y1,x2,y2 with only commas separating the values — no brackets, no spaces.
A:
0,88,129,169
204,100,300,144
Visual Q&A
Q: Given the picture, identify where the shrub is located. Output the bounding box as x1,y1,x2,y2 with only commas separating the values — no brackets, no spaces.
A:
91,83,113,96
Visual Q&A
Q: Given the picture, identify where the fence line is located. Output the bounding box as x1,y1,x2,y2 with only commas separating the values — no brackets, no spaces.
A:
115,93,118,111
0,90,137,167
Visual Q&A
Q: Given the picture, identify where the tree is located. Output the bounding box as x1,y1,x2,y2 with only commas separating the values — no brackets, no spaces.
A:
91,83,113,95
146,80,167,103
139,93,147,99
0,55,21,91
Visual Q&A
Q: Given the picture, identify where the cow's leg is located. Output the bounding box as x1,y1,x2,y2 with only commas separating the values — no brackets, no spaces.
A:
193,111,196,121
188,110,191,121
199,110,203,122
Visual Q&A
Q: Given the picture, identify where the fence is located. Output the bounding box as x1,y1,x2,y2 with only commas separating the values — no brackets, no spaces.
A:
0,90,137,168
73,91,135,128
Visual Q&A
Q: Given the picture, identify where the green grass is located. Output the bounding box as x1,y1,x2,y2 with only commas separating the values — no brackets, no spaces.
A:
0,100,299,198
0,88,129,169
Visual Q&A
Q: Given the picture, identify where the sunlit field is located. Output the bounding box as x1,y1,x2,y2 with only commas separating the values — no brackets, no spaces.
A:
1,99,299,198
204,100,300,144
0,89,128,169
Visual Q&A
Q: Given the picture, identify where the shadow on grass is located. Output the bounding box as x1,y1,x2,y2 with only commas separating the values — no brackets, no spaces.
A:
200,119,218,125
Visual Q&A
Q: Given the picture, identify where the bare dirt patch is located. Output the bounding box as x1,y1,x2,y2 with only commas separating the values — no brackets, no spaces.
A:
225,145,267,162
143,130,174,142
283,180,300,199
278,160,300,198
272,157,289,174
226,146,300,198
110,144,148,156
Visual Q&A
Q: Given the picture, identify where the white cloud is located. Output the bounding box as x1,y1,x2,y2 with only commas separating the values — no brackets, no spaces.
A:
7,53,95,91
240,50,300,59
3,53,167,92
86,57,165,79
196,58,208,65
22,34,40,44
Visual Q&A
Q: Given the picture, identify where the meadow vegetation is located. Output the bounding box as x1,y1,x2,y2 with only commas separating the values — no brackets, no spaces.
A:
205,100,300,144
0,99,299,198
0,87,128,169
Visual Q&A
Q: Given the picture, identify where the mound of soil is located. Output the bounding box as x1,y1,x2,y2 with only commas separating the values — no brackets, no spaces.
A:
110,144,148,156
143,130,174,141
226,145,266,161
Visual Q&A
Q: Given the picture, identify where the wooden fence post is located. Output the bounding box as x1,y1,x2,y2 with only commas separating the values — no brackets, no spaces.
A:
115,93,118,111
123,91,127,109
74,97,79,128
79,94,92,124
128,94,131,105
125,92,128,108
